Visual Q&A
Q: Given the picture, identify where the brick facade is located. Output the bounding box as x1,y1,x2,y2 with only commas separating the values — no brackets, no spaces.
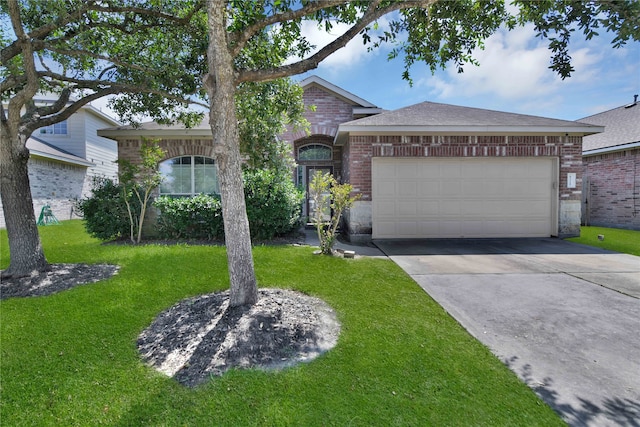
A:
345,134,583,202
117,138,215,165
582,148,640,230
281,85,356,143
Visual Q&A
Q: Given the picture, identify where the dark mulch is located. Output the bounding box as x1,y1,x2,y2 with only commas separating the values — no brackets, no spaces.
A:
0,264,120,300
137,288,341,387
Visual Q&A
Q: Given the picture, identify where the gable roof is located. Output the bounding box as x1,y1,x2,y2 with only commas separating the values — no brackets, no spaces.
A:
335,101,603,144
27,136,94,167
578,101,640,155
300,75,378,108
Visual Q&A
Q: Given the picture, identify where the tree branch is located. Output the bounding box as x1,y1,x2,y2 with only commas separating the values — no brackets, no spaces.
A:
1,1,203,65
229,0,345,57
6,0,39,126
236,0,436,84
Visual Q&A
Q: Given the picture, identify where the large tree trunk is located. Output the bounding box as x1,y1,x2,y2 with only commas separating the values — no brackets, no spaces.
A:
205,0,258,307
0,126,49,279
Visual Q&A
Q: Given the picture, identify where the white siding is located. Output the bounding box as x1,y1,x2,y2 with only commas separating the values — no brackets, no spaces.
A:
83,111,119,196
36,111,87,158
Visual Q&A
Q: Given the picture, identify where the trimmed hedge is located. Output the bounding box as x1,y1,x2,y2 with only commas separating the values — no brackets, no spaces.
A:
154,194,223,240
154,169,303,241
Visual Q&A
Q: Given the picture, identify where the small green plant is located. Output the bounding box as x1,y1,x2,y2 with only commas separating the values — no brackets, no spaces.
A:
117,139,165,244
309,171,360,255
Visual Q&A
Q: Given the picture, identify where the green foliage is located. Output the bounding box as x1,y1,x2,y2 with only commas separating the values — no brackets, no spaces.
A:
0,221,564,426
309,171,360,255
154,194,224,240
76,177,139,241
117,139,165,244
243,168,304,240
236,79,309,173
155,169,303,241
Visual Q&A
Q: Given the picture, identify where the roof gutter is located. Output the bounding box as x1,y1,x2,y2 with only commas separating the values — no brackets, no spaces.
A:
583,141,640,156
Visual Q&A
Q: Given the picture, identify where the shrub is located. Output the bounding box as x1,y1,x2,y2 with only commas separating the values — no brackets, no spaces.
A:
154,194,224,240
243,169,304,240
76,177,140,241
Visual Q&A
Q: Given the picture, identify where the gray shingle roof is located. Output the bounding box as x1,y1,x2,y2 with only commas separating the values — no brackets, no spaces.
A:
27,137,94,167
335,101,602,144
578,102,640,153
342,101,598,128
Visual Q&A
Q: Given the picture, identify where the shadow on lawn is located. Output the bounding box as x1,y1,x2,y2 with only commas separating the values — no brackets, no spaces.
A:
504,356,640,427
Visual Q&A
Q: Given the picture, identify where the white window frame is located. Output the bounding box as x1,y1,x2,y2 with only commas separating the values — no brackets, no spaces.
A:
159,155,219,196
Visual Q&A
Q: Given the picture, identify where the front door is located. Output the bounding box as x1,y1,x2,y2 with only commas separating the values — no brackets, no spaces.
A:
306,166,333,222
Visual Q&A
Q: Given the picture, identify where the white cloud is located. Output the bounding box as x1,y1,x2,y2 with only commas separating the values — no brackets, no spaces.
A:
292,18,391,76
416,24,603,104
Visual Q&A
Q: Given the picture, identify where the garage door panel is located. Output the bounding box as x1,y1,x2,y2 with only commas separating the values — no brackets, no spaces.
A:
373,157,556,238
377,181,397,196
397,201,417,216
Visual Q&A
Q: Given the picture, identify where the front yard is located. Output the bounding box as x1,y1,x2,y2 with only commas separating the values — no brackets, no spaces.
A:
0,221,563,426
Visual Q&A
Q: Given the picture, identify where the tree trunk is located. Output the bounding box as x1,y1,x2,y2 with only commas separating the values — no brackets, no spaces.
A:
0,126,49,279
206,0,258,307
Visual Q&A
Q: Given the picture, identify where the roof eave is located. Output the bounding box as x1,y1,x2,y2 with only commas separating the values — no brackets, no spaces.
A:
29,150,95,167
583,141,640,156
97,128,213,140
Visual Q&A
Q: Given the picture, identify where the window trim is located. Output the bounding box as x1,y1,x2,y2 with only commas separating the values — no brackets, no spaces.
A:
159,155,218,196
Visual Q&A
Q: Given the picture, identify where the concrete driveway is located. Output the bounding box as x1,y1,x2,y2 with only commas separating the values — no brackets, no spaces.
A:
375,238,640,427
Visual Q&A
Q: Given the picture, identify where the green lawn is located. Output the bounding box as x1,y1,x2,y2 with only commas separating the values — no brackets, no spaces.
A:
1,221,563,426
567,226,640,256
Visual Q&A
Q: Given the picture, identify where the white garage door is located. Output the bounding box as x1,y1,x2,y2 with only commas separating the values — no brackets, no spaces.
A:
372,157,558,239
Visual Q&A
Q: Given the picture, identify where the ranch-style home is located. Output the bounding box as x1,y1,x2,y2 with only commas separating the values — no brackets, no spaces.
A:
579,96,640,231
99,75,603,241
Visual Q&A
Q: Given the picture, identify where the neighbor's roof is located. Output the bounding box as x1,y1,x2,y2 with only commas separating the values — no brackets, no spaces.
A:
98,118,211,139
579,100,640,155
335,101,603,144
27,136,94,167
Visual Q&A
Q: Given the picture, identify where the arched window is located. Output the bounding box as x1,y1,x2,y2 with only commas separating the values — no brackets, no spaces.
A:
159,156,218,196
298,144,332,161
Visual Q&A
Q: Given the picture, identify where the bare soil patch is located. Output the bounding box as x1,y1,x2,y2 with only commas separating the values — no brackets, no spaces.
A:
137,288,341,387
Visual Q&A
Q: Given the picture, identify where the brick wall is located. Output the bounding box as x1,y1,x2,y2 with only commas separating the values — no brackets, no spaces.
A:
582,148,640,230
281,85,355,143
0,157,87,228
345,134,582,201
117,138,215,164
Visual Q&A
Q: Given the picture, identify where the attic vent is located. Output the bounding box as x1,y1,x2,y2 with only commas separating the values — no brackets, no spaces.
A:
624,94,638,108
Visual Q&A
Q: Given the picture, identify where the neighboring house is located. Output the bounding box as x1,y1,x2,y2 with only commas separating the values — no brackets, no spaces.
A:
99,75,603,240
0,95,120,228
579,97,640,230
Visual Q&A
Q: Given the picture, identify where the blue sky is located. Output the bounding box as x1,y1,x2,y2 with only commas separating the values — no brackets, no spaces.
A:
294,20,640,121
